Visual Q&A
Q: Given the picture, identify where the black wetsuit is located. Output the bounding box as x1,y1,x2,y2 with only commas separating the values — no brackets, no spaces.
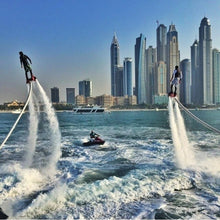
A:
19,53,33,80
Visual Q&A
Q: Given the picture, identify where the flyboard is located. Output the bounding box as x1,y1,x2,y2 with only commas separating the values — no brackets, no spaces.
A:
168,92,177,98
0,76,36,150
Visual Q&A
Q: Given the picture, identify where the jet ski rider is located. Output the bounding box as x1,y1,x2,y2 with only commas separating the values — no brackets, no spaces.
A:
90,130,100,142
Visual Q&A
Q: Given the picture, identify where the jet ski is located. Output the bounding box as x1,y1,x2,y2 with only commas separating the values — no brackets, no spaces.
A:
83,137,105,146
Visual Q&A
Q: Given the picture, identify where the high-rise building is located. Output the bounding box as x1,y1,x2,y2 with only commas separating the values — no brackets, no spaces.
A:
213,48,220,104
115,66,124,96
66,88,75,104
191,39,199,104
199,17,213,105
146,46,157,104
135,33,147,104
167,24,180,93
157,24,167,62
155,23,167,104
79,80,92,97
155,61,167,95
51,87,59,103
110,33,120,96
123,58,132,96
180,59,191,104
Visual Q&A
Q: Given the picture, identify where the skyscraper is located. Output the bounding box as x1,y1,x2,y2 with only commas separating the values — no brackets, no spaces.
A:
115,66,124,96
180,59,191,104
212,48,220,104
110,33,120,96
154,23,167,104
146,46,157,104
66,88,75,104
51,87,59,103
79,80,92,97
167,24,180,93
157,24,167,62
199,17,213,105
191,39,199,104
123,58,132,96
135,34,147,104
155,61,167,95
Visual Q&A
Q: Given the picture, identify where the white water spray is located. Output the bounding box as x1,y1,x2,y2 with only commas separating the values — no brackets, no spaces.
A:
24,88,39,168
173,101,195,165
168,98,195,169
168,98,185,168
35,80,61,176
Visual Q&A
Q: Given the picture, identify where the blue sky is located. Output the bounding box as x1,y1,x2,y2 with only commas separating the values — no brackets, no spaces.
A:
0,0,220,103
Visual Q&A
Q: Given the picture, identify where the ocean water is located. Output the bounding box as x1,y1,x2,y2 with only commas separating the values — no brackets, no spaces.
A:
0,107,220,219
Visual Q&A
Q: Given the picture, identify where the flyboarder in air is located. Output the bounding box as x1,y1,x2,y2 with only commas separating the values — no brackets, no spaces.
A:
19,51,36,83
168,65,182,97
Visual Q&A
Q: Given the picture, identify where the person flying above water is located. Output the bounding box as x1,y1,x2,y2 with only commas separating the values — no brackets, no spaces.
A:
169,65,182,96
19,51,36,83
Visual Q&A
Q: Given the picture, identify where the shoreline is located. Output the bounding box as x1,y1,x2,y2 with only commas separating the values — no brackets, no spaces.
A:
0,108,220,113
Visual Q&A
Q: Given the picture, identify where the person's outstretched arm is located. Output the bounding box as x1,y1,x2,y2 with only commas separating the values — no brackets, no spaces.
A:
26,55,32,64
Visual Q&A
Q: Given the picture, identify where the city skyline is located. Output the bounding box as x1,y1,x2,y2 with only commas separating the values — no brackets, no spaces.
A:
1,0,220,103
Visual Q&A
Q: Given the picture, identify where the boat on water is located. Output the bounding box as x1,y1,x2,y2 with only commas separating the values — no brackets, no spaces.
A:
11,109,22,114
73,105,109,114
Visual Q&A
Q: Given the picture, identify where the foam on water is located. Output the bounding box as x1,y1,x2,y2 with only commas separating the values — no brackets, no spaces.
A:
0,100,220,218
15,167,194,219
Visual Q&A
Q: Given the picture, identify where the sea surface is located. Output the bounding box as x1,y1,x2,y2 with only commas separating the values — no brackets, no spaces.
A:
0,109,220,219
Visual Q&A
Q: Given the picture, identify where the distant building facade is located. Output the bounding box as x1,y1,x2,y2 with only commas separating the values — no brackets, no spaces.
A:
51,87,59,103
75,95,86,106
154,23,167,104
180,59,191,104
115,66,124,96
146,46,157,104
167,24,180,93
199,17,213,105
96,94,114,107
66,88,75,104
157,24,167,62
213,48,220,104
123,58,132,96
191,39,199,104
79,80,92,97
154,61,167,97
110,33,120,96
135,33,147,104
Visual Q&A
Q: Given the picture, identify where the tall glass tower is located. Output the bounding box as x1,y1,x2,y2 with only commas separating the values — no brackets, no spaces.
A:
191,40,199,104
167,24,180,93
110,33,120,96
157,24,167,62
79,80,92,97
199,17,213,105
213,49,220,104
66,88,75,104
180,59,191,104
51,87,59,103
123,58,132,96
146,46,157,104
135,34,146,104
